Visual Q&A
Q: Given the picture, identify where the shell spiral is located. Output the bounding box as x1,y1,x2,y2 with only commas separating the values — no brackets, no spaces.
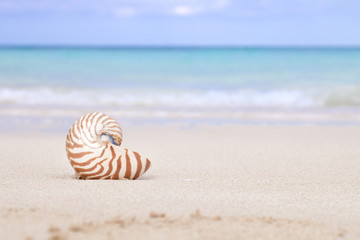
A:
66,112,151,180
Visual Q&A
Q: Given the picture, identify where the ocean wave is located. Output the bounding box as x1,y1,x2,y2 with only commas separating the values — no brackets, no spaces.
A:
1,86,360,109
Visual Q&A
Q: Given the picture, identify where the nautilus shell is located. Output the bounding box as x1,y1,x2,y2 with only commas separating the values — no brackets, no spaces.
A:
66,112,151,180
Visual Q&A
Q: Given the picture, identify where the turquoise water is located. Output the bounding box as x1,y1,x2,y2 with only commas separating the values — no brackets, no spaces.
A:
1,47,360,108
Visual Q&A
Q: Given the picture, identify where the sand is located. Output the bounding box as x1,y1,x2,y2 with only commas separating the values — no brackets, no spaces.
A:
1,124,360,239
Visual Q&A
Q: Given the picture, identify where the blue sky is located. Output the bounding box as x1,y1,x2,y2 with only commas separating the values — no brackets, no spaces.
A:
0,0,359,46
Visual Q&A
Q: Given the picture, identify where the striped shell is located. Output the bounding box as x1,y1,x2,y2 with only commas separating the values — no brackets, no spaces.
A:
66,112,151,180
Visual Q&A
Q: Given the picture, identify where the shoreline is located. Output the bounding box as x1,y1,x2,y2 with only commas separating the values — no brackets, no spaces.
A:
1,105,360,135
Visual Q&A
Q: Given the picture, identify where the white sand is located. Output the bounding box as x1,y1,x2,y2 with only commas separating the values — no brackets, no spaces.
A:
1,125,360,239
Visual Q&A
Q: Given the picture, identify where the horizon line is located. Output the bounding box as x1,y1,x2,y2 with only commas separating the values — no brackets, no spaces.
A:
1,44,360,49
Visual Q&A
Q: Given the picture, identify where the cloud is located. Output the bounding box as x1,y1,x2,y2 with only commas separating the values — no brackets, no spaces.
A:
0,0,230,16
171,0,230,16
114,7,136,17
0,0,350,18
215,0,230,9
172,5,201,16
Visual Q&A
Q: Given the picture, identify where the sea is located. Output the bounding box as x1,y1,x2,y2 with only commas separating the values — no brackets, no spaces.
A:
1,46,360,131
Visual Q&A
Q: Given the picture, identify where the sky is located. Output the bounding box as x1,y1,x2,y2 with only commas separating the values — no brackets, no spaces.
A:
0,0,359,46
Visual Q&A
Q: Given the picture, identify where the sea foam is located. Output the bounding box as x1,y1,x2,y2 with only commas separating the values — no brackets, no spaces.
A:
1,86,360,109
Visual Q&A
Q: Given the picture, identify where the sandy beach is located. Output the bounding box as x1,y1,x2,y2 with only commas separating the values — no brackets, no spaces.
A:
1,124,360,239
1,2,360,237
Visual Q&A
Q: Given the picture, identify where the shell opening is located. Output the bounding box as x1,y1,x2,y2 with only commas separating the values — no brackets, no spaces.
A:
100,133,119,146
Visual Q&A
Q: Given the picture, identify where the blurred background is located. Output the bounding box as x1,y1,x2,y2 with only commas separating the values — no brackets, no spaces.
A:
0,0,360,132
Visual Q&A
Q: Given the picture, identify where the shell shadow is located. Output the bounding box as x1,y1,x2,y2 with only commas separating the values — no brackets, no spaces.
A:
55,173,156,181
136,174,156,181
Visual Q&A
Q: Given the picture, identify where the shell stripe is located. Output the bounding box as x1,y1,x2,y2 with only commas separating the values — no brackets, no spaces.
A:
66,112,151,180
133,151,142,179
124,149,131,179
112,155,122,179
